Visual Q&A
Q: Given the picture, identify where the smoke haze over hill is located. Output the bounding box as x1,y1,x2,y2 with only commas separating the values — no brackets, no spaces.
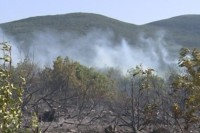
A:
0,28,180,74
0,13,200,75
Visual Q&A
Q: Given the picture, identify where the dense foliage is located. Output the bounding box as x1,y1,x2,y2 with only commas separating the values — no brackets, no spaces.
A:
0,42,200,132
1,13,200,48
0,42,24,133
172,48,200,131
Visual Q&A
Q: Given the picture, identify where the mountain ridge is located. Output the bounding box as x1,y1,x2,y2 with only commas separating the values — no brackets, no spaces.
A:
0,12,199,71
0,12,200,49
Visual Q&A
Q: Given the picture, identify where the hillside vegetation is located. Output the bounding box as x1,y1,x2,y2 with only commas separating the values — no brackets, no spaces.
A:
0,42,200,132
0,13,200,49
146,15,200,48
1,13,200,132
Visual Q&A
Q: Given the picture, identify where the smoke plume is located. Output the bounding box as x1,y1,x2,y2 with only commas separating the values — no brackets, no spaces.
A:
0,28,180,74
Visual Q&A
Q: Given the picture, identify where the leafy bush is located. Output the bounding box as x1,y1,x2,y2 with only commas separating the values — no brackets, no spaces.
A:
0,42,24,132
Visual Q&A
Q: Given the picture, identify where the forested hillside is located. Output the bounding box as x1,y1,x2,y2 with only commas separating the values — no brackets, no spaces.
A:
1,13,200,48
0,13,200,132
1,13,200,73
0,41,200,132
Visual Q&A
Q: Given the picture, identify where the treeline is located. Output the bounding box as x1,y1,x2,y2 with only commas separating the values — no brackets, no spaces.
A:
0,43,200,133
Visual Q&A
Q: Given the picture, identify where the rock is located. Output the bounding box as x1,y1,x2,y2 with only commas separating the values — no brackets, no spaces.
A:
39,109,55,122
151,127,170,133
66,129,77,133
105,125,115,133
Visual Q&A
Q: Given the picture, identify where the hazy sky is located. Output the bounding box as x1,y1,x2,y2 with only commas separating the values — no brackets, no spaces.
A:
1,0,200,24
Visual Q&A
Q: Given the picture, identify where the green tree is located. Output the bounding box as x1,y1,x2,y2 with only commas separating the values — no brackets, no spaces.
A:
0,42,24,133
172,48,200,131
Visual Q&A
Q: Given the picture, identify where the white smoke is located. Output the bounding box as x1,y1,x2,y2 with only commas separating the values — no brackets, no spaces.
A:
0,28,180,74
0,29,24,66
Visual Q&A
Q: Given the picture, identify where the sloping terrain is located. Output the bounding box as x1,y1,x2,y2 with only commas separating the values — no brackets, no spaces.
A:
0,13,200,48
145,15,200,48
0,13,200,71
0,13,139,47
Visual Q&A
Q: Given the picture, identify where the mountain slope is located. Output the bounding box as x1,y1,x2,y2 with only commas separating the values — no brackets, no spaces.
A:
1,13,200,49
145,15,200,47
0,13,200,71
0,13,139,46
